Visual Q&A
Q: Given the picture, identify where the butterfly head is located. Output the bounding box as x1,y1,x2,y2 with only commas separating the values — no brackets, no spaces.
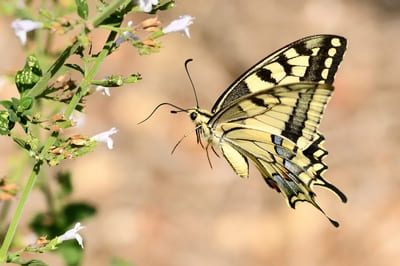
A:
187,108,212,126
185,108,212,146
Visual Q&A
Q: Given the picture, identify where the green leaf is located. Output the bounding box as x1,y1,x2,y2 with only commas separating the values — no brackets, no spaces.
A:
65,63,84,75
124,73,142,83
20,96,34,110
75,0,89,19
13,137,27,149
57,241,84,266
24,259,49,266
30,213,58,237
11,97,20,109
15,55,43,94
156,0,175,11
8,254,49,265
56,171,73,198
8,109,19,123
0,100,12,109
62,202,96,225
0,110,10,135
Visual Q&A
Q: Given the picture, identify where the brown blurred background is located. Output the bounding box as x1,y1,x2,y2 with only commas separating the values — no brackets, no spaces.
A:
1,0,400,265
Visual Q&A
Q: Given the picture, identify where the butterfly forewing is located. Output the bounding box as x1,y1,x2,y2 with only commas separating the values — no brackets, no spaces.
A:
211,35,346,113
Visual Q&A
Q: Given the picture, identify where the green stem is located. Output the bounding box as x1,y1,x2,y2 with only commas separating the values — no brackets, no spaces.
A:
0,201,11,231
92,0,129,27
0,154,30,232
149,29,165,39
0,162,41,263
64,32,118,118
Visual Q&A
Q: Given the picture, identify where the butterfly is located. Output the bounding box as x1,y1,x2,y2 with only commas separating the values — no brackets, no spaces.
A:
143,35,347,227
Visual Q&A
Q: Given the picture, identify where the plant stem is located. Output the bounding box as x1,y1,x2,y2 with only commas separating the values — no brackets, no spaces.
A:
0,163,41,263
92,0,130,27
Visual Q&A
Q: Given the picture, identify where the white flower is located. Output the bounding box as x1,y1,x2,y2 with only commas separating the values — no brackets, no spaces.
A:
162,15,194,38
95,85,111,96
11,19,43,45
135,0,158,13
91,127,118,149
57,223,85,249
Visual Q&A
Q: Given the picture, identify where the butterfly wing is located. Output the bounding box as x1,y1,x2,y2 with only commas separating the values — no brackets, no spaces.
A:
210,83,346,226
211,35,347,113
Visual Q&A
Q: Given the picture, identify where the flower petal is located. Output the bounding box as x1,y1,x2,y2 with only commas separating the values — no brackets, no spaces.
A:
95,85,111,96
57,222,85,249
11,19,43,45
136,0,159,12
91,127,118,150
162,15,194,38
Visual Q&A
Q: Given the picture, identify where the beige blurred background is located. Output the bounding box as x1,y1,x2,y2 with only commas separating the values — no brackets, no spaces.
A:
1,0,400,265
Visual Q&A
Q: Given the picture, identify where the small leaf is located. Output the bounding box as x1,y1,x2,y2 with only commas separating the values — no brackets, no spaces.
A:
11,97,20,109
15,55,42,94
13,137,27,149
25,259,49,266
0,100,12,109
65,63,84,75
124,73,142,83
75,0,89,19
0,110,10,135
8,109,19,123
20,96,34,110
157,0,175,11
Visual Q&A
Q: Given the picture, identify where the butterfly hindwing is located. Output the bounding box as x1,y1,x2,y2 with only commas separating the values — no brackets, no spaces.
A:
217,122,345,227
211,35,346,113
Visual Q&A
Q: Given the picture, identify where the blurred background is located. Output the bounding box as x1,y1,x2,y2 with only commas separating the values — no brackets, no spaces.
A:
1,0,400,265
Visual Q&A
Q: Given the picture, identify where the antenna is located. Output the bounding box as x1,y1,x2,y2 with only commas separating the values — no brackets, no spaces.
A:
138,102,187,124
184,58,199,108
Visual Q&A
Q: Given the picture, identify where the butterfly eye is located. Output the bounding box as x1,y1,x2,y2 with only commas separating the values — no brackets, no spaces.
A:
190,112,198,120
